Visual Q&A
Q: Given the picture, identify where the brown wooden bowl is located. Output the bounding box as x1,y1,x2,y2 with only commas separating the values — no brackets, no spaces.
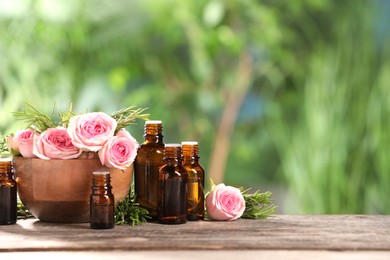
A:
13,157,133,223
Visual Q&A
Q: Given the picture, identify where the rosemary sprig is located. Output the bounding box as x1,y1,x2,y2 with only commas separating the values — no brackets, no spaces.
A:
114,184,151,226
241,189,276,219
58,103,76,127
17,201,33,219
111,106,149,132
12,103,56,133
13,103,148,133
0,135,7,154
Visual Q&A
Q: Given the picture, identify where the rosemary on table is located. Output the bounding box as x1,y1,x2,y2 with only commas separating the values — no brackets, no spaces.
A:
114,185,151,226
241,189,276,219
17,201,33,219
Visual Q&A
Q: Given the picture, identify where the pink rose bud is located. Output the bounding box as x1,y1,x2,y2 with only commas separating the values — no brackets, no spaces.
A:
206,183,246,221
13,129,36,158
33,127,82,160
98,129,138,170
7,135,20,156
67,112,117,152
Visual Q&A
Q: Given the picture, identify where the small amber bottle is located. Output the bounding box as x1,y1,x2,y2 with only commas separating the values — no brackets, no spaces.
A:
134,120,165,220
90,171,114,229
182,141,205,221
0,158,17,225
158,144,188,224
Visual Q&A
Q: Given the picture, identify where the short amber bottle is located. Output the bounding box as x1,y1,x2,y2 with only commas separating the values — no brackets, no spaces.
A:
0,158,17,225
182,141,205,221
134,120,165,220
158,144,188,224
90,171,115,229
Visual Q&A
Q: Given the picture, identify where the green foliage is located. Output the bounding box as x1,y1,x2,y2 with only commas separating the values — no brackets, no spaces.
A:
12,103,148,134
114,185,151,226
242,189,276,219
111,107,150,132
0,136,7,154
58,104,76,128
12,103,57,133
17,201,33,219
1,0,389,214
265,1,390,214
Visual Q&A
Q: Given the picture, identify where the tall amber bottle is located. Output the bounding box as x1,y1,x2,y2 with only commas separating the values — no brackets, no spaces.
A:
134,120,165,219
182,141,205,221
90,171,115,229
158,144,188,224
0,158,17,225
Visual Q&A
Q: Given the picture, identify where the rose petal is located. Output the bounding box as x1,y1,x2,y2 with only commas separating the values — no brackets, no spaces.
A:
206,183,245,221
67,112,117,152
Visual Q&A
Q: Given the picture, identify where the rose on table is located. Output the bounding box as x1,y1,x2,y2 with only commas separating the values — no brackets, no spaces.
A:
205,180,276,221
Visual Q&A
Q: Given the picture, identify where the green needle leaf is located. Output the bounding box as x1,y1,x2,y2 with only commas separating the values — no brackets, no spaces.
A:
114,184,151,226
241,189,276,219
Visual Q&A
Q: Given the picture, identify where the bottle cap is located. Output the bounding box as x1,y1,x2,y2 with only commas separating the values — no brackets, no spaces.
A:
146,120,162,124
165,143,181,148
0,158,12,162
181,141,198,146
93,171,110,175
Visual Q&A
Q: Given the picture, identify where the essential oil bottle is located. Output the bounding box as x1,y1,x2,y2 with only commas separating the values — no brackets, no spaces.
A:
0,158,17,225
134,120,165,220
90,171,115,229
158,144,188,224
182,141,205,221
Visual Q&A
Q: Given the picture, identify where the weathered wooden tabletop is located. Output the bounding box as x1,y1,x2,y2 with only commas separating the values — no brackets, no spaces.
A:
1,215,390,259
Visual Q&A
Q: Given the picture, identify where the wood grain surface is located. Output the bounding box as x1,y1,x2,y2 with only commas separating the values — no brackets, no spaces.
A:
1,215,389,253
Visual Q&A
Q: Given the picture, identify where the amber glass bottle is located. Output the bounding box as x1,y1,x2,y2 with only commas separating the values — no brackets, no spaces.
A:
182,141,205,221
90,171,114,229
158,144,188,224
134,120,165,220
0,158,17,225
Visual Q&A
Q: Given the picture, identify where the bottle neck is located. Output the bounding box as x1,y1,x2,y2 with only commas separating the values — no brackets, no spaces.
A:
164,145,182,166
144,134,164,144
0,161,13,179
144,122,164,144
182,144,199,163
182,155,199,163
92,172,112,190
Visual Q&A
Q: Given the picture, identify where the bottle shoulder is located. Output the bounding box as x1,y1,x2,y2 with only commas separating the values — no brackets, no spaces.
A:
136,145,164,164
183,162,205,172
139,142,164,148
0,179,16,186
159,164,188,177
90,193,114,204
137,144,164,155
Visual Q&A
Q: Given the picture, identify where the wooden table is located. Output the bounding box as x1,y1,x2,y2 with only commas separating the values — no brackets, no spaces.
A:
1,215,390,259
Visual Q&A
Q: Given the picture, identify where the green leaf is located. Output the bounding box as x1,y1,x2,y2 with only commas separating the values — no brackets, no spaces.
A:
111,106,149,132
241,189,276,219
12,103,56,133
17,201,33,219
114,184,151,226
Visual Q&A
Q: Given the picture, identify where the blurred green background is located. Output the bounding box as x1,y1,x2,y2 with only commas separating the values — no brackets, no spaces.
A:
1,0,389,214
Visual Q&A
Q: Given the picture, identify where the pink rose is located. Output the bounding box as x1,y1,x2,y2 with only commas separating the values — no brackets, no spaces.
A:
13,129,36,158
7,135,20,156
98,129,138,170
206,183,246,221
67,112,117,152
33,127,82,160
